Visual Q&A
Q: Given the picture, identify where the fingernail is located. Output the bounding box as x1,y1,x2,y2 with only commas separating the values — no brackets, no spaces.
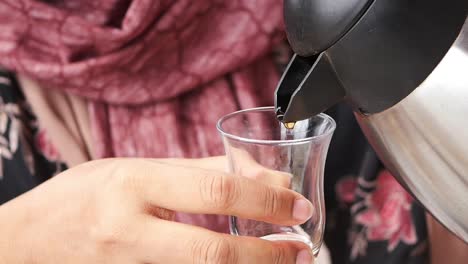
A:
296,249,313,264
292,199,313,221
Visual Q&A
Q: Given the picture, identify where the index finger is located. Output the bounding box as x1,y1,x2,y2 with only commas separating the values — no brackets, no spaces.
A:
127,159,313,226
159,155,292,188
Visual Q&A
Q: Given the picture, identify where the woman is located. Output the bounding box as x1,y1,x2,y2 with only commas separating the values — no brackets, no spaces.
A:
0,0,466,263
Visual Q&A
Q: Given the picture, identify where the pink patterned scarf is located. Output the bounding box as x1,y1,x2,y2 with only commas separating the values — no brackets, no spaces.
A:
0,0,285,231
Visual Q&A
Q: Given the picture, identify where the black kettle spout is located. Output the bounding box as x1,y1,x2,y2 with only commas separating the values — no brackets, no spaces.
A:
274,53,346,122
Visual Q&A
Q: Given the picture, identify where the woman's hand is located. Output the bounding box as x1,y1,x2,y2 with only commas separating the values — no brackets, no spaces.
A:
0,157,314,264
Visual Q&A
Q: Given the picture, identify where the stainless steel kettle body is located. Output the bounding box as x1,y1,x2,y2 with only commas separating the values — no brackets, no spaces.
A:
358,18,468,241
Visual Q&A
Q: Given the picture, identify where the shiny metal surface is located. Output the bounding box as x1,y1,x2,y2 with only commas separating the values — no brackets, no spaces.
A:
357,17,468,242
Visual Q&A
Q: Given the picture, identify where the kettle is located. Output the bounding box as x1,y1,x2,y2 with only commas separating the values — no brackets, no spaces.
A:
275,0,468,241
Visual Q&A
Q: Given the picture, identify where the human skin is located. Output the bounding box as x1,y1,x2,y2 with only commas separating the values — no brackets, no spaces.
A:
0,157,314,264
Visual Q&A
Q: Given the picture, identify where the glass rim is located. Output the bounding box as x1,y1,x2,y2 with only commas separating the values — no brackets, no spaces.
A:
216,106,336,145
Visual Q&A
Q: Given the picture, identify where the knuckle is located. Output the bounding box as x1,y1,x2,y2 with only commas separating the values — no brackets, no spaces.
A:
272,246,289,264
92,219,131,253
118,171,141,193
191,238,238,264
107,160,139,189
200,174,238,210
242,166,264,180
263,187,283,218
111,160,149,197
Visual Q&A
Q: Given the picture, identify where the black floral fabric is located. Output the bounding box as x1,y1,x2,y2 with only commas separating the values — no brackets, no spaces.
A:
0,69,66,204
323,103,428,264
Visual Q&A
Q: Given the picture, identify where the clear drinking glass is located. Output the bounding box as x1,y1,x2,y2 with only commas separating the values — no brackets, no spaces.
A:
217,106,336,257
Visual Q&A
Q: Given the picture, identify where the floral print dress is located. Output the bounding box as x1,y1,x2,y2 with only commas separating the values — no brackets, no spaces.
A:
0,69,66,204
0,69,428,263
324,103,428,263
